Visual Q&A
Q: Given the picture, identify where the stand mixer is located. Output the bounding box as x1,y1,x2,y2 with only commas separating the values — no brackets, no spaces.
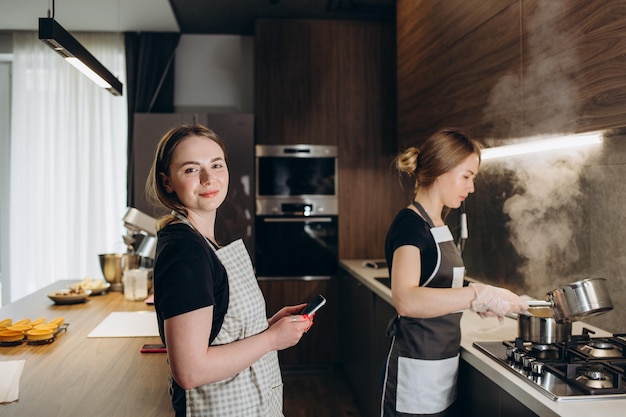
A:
98,207,157,291
121,207,157,262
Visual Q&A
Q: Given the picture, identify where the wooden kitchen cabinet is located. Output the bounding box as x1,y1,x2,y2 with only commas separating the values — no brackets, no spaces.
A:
458,360,539,417
339,270,376,417
373,295,395,385
339,268,395,417
257,277,338,369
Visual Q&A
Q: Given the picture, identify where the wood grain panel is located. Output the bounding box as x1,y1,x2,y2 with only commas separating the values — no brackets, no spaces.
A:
255,21,313,145
397,0,522,145
323,22,403,259
521,0,626,136
398,0,626,143
255,20,401,259
397,0,516,96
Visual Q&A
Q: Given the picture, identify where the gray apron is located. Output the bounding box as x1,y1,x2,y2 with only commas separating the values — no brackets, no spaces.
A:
381,203,465,417
173,214,283,416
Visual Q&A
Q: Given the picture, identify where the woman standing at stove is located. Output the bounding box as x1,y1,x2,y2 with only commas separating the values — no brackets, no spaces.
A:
380,128,528,417
147,124,312,416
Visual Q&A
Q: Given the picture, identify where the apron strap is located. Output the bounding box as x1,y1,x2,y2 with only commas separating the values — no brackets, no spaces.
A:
412,201,435,227
171,210,219,251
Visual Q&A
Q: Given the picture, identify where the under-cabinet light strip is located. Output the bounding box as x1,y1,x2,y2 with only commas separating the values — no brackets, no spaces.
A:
481,132,603,160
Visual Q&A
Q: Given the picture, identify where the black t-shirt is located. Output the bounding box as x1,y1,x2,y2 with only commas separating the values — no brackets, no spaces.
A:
384,208,438,286
154,223,229,345
154,223,230,417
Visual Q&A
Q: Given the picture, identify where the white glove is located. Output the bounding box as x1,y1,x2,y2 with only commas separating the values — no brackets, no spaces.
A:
469,283,528,317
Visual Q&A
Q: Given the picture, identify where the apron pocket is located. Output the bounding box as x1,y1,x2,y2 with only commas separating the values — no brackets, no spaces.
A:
396,354,459,414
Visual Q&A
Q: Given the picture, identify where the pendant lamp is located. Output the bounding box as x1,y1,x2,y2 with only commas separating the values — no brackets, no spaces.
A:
38,16,123,96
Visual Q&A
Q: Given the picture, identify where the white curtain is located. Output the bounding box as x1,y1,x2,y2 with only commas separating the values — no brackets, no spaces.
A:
9,31,128,302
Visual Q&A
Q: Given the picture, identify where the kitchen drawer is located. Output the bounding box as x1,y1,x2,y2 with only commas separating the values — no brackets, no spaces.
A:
338,269,389,417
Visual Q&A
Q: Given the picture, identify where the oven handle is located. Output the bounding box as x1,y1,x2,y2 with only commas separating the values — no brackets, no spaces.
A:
257,275,334,282
261,217,333,223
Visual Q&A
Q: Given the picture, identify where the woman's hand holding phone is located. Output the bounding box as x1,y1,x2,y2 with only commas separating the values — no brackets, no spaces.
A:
300,294,326,317
267,294,326,336
267,303,307,326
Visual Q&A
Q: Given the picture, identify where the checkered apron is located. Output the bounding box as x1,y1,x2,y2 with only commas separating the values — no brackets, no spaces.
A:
184,239,283,416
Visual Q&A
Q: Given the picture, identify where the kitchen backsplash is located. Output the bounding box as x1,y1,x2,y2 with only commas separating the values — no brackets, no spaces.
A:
462,129,626,333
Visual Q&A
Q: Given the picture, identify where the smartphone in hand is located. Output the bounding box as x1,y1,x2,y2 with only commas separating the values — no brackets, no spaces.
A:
300,294,326,316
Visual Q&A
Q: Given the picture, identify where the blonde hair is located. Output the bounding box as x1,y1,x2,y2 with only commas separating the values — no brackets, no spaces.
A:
394,128,481,197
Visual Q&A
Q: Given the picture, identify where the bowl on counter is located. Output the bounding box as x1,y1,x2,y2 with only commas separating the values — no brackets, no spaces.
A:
87,282,111,295
70,278,111,295
47,289,91,305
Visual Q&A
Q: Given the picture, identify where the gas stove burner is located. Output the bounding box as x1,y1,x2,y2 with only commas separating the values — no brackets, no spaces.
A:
579,339,623,358
473,340,626,400
531,343,558,352
575,365,614,389
526,343,563,361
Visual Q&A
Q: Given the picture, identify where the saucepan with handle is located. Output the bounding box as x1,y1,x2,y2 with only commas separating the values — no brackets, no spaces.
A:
518,307,572,344
526,277,613,324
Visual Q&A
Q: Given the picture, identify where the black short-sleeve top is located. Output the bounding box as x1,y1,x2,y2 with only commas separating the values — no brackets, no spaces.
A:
154,223,229,345
384,208,438,286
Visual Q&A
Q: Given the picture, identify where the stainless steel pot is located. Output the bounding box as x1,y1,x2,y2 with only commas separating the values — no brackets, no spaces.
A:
527,277,613,323
518,307,572,344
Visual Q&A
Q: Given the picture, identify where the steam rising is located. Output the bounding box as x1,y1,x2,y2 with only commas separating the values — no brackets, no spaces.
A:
482,148,598,296
480,2,601,296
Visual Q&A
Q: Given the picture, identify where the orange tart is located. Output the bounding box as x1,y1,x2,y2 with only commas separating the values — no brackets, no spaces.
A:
26,329,54,341
0,330,25,343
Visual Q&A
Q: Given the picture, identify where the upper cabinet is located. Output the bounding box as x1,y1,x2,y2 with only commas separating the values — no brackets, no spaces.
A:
397,0,626,145
255,19,397,149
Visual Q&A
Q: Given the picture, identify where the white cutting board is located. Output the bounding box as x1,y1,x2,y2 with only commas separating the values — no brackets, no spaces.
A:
87,311,159,338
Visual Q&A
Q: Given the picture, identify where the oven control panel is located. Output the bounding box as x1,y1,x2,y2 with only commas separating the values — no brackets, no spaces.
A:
256,197,338,216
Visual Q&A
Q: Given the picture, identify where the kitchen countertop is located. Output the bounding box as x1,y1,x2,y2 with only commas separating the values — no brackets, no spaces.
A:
340,259,625,417
0,280,172,416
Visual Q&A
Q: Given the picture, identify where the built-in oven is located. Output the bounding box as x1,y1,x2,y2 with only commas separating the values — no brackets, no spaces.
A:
254,144,338,279
255,214,338,278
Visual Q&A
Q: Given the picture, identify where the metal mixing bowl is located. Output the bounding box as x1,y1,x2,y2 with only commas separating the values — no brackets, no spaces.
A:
98,253,140,291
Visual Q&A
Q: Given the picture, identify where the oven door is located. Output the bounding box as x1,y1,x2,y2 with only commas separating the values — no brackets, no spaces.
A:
254,215,338,278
